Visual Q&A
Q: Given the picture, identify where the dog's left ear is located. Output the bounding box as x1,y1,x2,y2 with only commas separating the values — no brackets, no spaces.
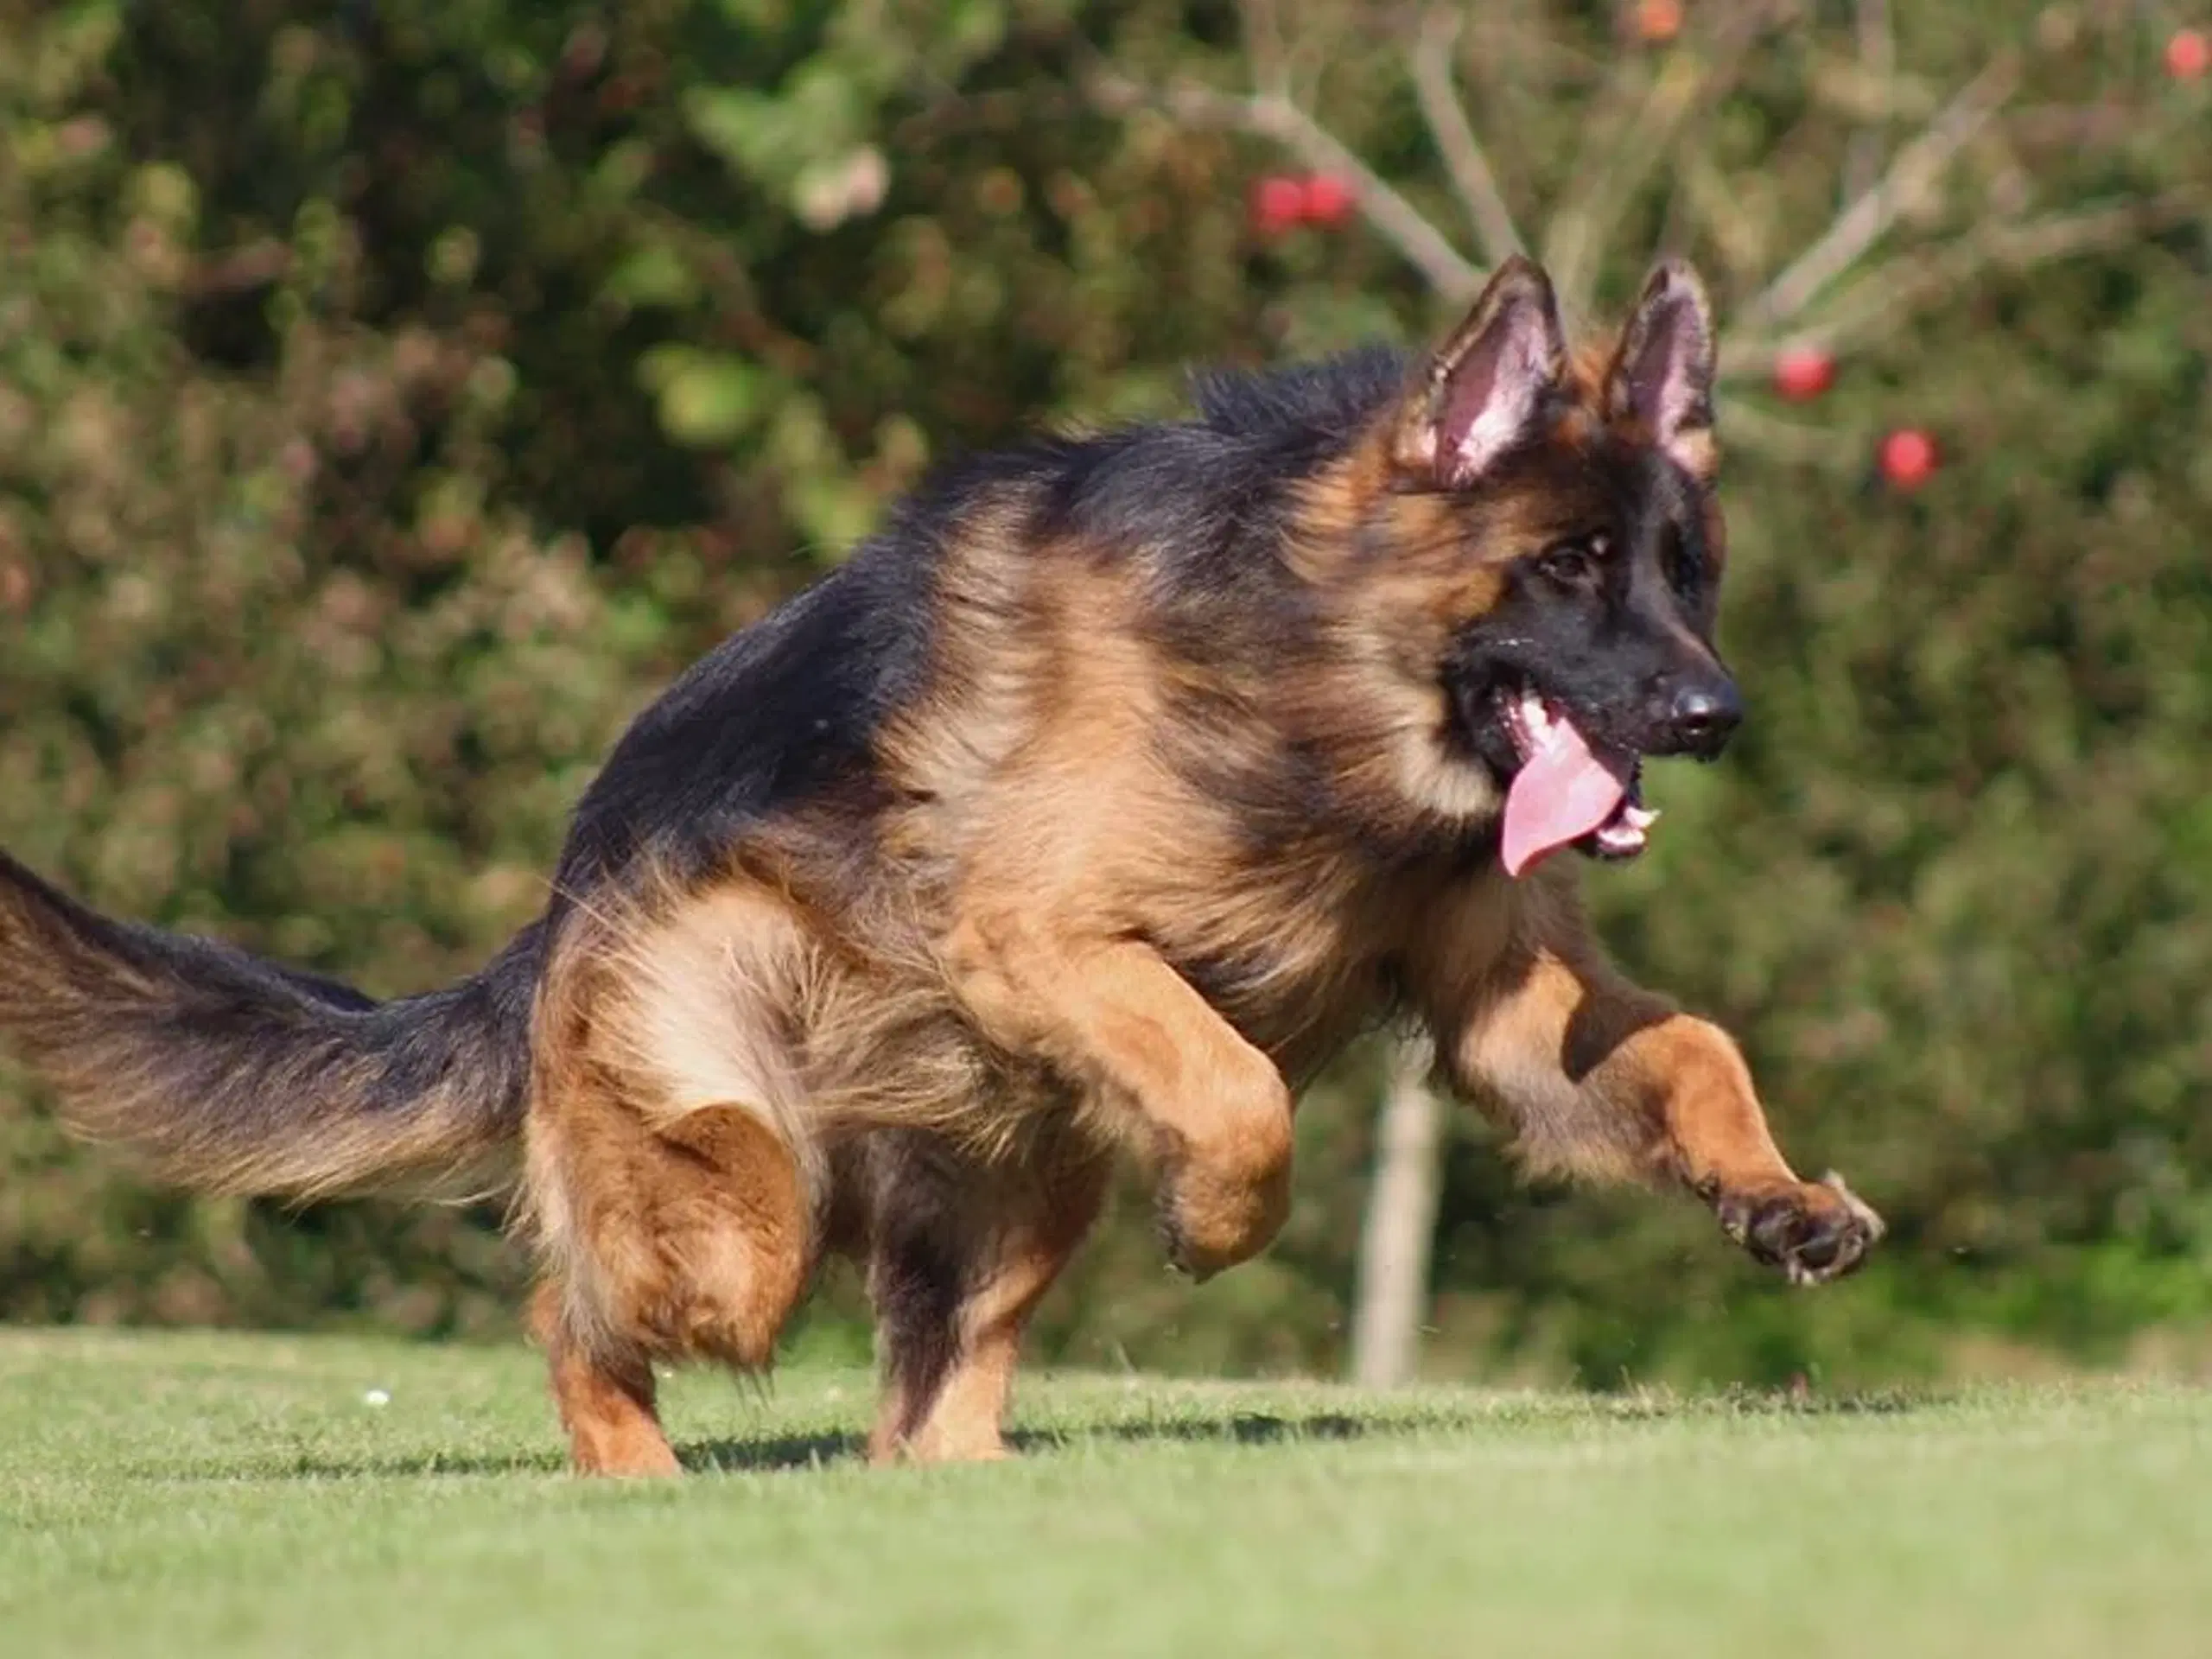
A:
1605,260,1719,483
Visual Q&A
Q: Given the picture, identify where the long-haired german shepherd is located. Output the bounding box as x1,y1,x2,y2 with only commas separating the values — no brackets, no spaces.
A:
0,256,1880,1475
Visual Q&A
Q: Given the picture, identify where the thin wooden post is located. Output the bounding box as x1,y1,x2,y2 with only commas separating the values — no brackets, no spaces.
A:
1349,1037,1443,1389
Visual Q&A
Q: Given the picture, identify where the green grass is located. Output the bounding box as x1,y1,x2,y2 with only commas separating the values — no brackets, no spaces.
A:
3,1331,2209,1657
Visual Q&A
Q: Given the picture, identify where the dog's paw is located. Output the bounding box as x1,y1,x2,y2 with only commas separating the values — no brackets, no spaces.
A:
1154,1158,1292,1283
1714,1172,1885,1286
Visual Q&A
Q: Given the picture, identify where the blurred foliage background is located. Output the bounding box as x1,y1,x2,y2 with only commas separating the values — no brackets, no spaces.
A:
3,0,2210,1389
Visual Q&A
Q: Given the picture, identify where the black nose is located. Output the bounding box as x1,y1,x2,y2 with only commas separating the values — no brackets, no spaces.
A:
1653,677,1742,759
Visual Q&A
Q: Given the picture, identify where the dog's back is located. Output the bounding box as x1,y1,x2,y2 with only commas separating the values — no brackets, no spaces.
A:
0,255,1879,1478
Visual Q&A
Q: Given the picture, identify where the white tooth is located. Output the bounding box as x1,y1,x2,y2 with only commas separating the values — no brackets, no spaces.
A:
1623,804,1660,830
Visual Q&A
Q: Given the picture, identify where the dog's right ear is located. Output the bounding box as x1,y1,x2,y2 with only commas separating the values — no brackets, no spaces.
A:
1391,255,1567,490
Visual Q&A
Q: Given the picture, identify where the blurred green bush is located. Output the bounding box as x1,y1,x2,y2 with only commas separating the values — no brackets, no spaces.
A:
3,0,2209,1387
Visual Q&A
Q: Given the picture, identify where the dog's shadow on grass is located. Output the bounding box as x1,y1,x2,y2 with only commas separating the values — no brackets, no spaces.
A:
681,1408,1388,1473
170,1410,1367,1481
680,1430,865,1472
268,1449,570,1478
209,1389,1935,1480
677,1387,1935,1474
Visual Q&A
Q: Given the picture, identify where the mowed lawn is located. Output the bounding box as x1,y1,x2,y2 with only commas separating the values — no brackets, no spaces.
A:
3,1330,2209,1658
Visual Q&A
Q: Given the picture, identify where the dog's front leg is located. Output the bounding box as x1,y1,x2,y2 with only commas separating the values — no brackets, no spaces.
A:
1417,878,1883,1285
946,915,1294,1278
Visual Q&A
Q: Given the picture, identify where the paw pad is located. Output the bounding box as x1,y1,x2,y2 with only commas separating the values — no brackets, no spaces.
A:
1719,1172,1884,1286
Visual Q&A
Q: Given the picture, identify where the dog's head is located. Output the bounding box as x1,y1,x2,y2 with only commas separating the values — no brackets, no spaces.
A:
1338,255,1733,876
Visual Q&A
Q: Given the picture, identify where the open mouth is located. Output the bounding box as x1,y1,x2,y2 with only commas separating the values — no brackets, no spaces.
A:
1495,688,1657,877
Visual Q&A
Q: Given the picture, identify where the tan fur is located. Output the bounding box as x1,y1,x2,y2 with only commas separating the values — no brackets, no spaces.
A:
0,865,515,1201
868,1146,1109,1465
0,260,1866,1476
517,270,1862,1473
530,1282,682,1478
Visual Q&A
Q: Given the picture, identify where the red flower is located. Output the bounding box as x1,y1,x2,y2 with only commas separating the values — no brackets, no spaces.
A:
1301,174,1355,228
1772,346,1835,403
1250,175,1307,237
1634,0,1684,45
1251,173,1357,238
2168,29,2209,81
1879,429,1939,491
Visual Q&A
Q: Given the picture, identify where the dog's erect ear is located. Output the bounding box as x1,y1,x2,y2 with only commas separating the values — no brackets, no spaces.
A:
1605,259,1718,482
1392,254,1567,489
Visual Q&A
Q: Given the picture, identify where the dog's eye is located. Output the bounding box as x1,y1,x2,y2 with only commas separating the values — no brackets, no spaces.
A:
1538,535,1606,589
1662,526,1701,601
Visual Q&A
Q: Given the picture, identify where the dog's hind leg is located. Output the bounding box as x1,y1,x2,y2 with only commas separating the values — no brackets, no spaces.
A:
521,882,828,1475
527,1096,813,1476
855,1129,1109,1465
528,1280,679,1478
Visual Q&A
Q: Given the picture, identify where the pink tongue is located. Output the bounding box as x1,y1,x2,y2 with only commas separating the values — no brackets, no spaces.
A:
1500,715,1630,878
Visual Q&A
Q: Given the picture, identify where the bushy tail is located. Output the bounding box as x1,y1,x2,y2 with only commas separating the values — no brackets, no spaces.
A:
0,849,539,1200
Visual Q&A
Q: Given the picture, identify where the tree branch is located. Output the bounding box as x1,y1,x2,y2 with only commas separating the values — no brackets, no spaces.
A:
1243,0,1288,98
1717,399,1860,467
1542,4,1777,320
1720,189,2205,380
1732,50,2020,338
1409,9,1523,265
1084,62,1481,301
1840,0,1895,205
